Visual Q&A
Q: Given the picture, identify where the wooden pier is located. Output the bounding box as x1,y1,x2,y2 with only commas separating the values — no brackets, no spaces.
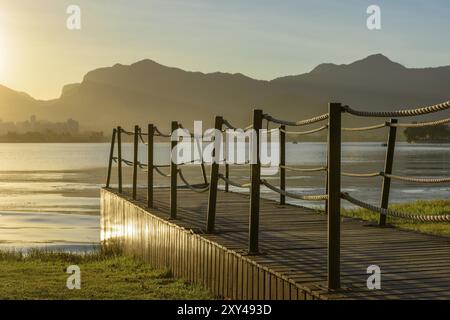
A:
102,100,450,299
101,187,450,300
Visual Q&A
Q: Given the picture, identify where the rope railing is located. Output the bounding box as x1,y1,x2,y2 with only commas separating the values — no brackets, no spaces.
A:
341,171,380,178
178,169,210,193
177,159,204,165
154,166,171,178
342,123,387,132
389,117,450,128
382,172,450,184
280,165,327,173
341,117,450,132
343,100,450,118
222,119,237,130
113,156,150,170
341,170,450,182
221,119,254,132
112,157,134,166
263,112,329,127
341,192,450,223
154,126,171,137
138,129,148,145
279,125,328,135
106,99,449,292
119,128,134,135
218,174,251,189
260,179,328,201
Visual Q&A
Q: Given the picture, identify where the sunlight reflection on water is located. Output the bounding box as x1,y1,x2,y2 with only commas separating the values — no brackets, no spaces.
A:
0,142,448,249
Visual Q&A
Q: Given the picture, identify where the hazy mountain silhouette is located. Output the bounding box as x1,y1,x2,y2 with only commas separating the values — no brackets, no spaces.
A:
1,54,449,131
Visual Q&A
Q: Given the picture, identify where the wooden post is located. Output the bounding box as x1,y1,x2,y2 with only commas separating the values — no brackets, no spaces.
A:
225,164,230,192
327,102,342,290
147,124,154,208
132,125,139,200
170,121,178,219
106,128,116,188
279,125,286,205
117,126,123,194
206,116,223,233
249,109,263,254
223,123,229,192
325,171,329,214
379,119,398,226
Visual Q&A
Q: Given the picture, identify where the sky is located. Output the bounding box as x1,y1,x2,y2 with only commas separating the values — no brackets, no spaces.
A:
0,0,450,99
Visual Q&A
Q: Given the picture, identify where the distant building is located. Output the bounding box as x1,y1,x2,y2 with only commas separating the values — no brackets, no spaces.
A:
0,116,80,135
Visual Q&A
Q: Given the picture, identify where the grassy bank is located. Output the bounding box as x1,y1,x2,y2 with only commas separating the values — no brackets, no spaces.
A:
342,199,450,238
0,248,212,300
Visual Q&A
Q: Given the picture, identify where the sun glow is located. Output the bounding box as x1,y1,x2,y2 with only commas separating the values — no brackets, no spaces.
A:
0,30,7,79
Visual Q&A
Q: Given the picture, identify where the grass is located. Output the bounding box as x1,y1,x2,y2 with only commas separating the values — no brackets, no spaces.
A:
342,199,450,238
0,245,212,300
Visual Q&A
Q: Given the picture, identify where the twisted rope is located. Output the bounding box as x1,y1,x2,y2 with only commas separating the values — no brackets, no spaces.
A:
260,179,328,201
342,171,381,178
178,159,204,165
112,157,134,166
342,123,387,132
155,164,170,168
113,157,150,170
382,173,450,184
178,169,210,193
218,174,251,188
138,130,148,145
177,124,196,138
280,125,328,135
341,193,450,222
343,100,450,118
263,113,329,127
176,124,208,183
154,126,171,138
154,166,171,178
138,162,148,169
389,117,450,128
119,128,134,135
280,165,327,173
223,119,238,130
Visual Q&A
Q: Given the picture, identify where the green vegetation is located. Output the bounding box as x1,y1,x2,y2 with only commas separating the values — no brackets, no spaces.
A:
342,199,450,238
403,124,450,143
0,247,212,300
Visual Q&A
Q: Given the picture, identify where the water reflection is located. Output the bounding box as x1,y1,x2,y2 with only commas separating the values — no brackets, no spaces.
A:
0,142,448,248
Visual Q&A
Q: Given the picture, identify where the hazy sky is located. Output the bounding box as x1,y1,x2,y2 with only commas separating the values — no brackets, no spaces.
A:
1,0,449,99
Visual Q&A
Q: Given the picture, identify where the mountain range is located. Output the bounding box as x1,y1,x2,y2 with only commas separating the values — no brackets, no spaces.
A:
1,54,449,132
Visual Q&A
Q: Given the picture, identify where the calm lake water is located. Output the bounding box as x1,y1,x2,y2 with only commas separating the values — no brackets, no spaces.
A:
0,142,448,250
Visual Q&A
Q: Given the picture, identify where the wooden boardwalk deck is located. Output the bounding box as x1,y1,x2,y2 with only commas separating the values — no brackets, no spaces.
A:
104,187,450,300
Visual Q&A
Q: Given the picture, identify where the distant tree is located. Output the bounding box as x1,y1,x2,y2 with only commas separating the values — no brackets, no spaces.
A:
404,124,450,143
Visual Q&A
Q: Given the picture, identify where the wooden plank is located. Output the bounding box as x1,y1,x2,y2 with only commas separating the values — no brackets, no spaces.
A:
259,268,265,300
237,258,243,300
242,260,248,300
101,189,450,300
231,254,238,299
